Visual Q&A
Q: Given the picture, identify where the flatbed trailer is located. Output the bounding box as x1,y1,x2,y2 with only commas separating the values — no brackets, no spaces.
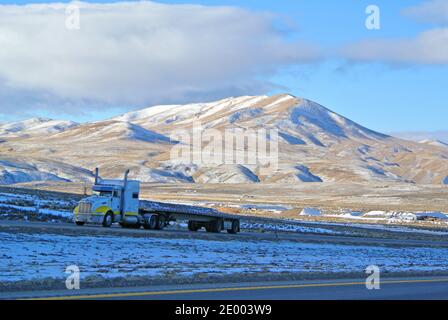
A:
73,169,241,234
139,200,241,233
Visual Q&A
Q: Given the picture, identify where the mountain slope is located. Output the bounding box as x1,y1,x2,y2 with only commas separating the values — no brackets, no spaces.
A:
115,94,389,146
419,139,448,148
0,118,78,137
1,94,448,185
391,131,448,144
0,157,93,184
48,120,174,144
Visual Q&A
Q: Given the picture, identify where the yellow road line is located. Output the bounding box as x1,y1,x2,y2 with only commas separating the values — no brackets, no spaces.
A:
24,278,448,300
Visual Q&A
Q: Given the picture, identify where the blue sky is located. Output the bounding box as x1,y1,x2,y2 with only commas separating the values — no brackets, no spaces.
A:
0,0,447,133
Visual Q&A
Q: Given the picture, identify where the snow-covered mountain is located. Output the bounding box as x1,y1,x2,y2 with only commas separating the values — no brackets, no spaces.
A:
391,131,448,145
0,118,78,137
1,94,448,185
48,120,173,144
112,95,388,145
418,139,448,148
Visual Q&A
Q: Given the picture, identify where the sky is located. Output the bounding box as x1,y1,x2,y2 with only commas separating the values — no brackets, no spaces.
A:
0,0,447,132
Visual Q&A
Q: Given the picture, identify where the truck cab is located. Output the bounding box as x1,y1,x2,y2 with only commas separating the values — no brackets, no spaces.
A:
73,169,141,227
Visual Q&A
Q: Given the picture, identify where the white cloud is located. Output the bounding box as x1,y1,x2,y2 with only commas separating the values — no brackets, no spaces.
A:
0,1,318,115
402,0,448,24
341,1,448,65
341,28,448,65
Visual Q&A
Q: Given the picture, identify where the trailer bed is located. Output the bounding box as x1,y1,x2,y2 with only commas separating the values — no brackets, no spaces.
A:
139,200,242,220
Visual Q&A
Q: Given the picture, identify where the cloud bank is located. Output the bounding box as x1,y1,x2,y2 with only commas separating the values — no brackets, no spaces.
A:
341,1,448,65
342,27,448,65
403,0,448,24
0,1,318,115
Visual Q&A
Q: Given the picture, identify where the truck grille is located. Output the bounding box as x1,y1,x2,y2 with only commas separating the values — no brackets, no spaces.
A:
78,202,92,214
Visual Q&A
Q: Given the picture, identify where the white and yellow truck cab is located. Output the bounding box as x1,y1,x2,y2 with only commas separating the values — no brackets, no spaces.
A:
74,168,241,233
74,169,143,228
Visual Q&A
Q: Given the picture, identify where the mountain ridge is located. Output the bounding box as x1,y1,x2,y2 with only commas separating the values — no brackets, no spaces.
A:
1,94,447,185
0,118,79,137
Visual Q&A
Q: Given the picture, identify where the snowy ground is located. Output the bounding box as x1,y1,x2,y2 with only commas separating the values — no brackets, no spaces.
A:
239,221,343,235
2,231,448,283
0,192,75,220
1,190,448,237
323,210,448,224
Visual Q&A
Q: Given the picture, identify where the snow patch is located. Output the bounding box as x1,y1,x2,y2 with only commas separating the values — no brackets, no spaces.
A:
443,176,448,185
3,232,448,282
295,165,322,182
0,118,78,137
279,132,306,145
229,108,263,124
363,211,448,222
300,207,322,216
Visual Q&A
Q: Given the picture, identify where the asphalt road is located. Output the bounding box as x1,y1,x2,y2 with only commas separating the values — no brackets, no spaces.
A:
1,220,448,248
7,278,448,300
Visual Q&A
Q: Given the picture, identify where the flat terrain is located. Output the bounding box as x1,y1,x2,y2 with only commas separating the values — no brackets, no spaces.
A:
140,182,448,213
13,182,448,232
17,181,448,213
1,220,448,248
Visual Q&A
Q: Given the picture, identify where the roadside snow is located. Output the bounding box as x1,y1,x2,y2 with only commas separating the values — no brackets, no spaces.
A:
0,192,73,218
300,207,322,216
363,211,448,222
240,204,290,213
2,232,448,282
240,221,343,235
0,203,72,218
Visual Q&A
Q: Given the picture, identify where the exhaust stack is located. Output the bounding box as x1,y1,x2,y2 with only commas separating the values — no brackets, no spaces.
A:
120,169,130,222
94,168,99,185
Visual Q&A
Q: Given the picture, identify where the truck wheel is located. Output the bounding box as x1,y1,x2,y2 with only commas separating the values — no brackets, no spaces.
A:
102,212,113,228
75,221,85,226
156,215,165,230
215,220,223,233
131,222,142,229
144,215,158,230
188,221,199,232
206,220,222,233
227,220,239,234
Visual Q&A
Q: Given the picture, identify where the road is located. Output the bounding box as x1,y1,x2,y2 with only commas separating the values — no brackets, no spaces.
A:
5,278,448,300
1,220,448,248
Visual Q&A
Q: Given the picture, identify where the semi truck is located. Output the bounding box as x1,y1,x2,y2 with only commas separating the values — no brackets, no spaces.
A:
73,169,241,234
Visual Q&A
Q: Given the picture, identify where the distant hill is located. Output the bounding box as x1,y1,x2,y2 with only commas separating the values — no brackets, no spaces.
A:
391,131,448,144
1,94,448,185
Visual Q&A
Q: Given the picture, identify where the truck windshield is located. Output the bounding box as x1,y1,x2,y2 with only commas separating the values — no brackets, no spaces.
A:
93,190,113,197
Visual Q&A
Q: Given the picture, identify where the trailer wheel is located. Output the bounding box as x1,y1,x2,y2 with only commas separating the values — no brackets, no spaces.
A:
188,221,199,232
102,212,113,228
215,220,223,233
227,220,239,234
156,215,165,230
206,220,222,233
